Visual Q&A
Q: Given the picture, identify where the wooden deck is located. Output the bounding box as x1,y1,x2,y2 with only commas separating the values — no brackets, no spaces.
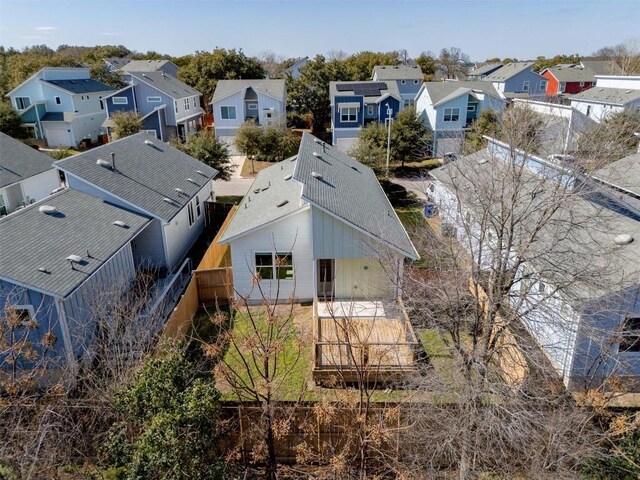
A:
313,298,419,383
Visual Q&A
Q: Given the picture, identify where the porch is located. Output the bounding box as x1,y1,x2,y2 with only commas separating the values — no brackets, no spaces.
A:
312,297,420,383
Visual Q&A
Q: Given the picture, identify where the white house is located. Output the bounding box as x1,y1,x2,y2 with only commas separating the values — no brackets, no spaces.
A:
415,81,505,156
286,57,309,79
211,79,286,151
5,67,114,147
53,132,218,274
0,132,61,215
428,148,640,390
218,133,419,304
570,75,640,122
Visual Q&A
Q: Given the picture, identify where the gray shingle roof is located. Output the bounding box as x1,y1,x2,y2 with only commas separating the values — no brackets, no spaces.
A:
421,81,501,105
54,133,218,222
43,79,114,94
593,153,640,196
0,133,55,188
329,81,401,102
484,62,536,82
220,133,419,259
0,189,150,297
104,57,132,69
543,65,596,83
570,87,640,106
581,60,614,76
119,59,177,72
468,63,504,77
211,79,285,103
372,65,423,81
129,71,200,99
430,148,640,301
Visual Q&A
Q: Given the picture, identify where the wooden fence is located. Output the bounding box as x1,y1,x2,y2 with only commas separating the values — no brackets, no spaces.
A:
163,278,199,338
197,205,237,270
194,268,233,305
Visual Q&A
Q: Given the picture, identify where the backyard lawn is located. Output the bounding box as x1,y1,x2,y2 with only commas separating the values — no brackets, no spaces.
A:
240,158,277,177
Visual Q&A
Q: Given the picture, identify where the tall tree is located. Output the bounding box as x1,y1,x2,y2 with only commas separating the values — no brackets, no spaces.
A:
343,50,400,80
111,111,142,140
438,47,470,79
416,51,438,79
0,101,28,139
173,129,233,180
592,40,640,75
178,48,265,103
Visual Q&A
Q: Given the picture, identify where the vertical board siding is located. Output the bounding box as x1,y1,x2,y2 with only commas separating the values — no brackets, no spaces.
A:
106,86,136,115
334,258,396,299
132,79,177,125
311,207,378,259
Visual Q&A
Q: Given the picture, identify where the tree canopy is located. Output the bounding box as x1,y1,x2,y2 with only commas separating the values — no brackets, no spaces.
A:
0,101,28,139
173,129,233,180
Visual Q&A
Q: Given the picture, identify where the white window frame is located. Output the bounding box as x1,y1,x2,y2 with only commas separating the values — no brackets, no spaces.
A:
255,252,294,281
195,195,201,217
184,98,190,111
366,104,374,115
340,106,357,122
9,305,36,323
15,96,31,110
174,100,179,114
193,96,199,109
540,80,547,91
522,80,530,92
467,104,476,112
443,107,460,122
579,81,585,88
147,96,162,103
112,96,128,105
559,82,566,93
144,129,158,139
55,96,61,105
247,103,258,110
220,106,236,120
187,201,195,227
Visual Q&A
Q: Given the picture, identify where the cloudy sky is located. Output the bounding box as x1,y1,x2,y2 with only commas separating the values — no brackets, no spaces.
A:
1,0,638,61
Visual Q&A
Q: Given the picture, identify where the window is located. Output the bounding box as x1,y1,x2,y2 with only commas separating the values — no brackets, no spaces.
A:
414,80,419,84
579,82,585,88
195,195,201,217
188,202,195,226
522,80,530,92
467,104,476,112
193,96,199,108
559,82,566,93
401,80,406,84
340,107,358,122
15,97,30,109
174,100,179,114
220,106,236,120
443,107,460,122
366,104,375,115
247,103,258,110
99,96,104,110
620,318,640,353
55,96,61,105
147,96,162,103
255,253,293,281
540,80,547,91
8,307,34,326
112,96,128,105
144,129,158,138
404,99,415,107
184,98,190,111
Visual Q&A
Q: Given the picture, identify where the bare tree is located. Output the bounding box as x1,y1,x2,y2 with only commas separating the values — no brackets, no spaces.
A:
593,39,640,75
438,47,471,79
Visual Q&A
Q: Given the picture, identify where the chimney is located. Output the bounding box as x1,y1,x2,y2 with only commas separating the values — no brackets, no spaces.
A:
110,152,115,170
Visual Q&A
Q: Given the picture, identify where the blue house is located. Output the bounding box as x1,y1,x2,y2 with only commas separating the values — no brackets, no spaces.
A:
0,189,151,372
372,65,423,107
103,71,203,141
5,67,114,148
482,62,548,99
329,81,402,152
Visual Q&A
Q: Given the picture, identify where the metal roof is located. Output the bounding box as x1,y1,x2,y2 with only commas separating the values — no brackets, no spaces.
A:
372,65,423,81
0,133,55,188
484,62,536,82
54,132,218,222
570,87,640,106
593,152,640,196
0,189,150,298
211,79,285,103
43,78,114,95
220,133,419,259
128,71,200,99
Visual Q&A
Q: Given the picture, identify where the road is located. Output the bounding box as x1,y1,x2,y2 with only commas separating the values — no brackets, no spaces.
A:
214,155,254,197
390,176,432,202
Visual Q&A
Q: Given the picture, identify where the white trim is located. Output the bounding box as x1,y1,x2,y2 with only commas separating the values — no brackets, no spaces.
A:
218,204,311,244
14,96,32,110
112,96,128,105
55,298,76,368
211,85,283,105
102,84,135,100
147,96,162,103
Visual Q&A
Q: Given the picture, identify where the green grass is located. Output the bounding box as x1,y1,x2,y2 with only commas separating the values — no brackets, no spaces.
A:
215,195,244,204
395,206,427,230
392,158,442,177
240,158,277,177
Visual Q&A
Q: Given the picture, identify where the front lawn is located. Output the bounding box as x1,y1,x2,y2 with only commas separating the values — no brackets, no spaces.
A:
392,158,442,178
240,158,277,178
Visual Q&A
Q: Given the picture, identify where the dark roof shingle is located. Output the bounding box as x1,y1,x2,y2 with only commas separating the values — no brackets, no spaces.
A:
0,133,55,188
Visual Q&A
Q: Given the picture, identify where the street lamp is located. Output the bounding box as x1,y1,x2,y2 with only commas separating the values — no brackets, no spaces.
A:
385,104,393,178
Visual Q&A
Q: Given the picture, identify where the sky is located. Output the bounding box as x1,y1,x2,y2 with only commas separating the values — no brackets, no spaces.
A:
1,0,638,61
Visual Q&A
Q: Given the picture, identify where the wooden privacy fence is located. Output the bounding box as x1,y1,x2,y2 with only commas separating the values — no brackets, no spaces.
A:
194,268,233,304
163,278,199,338
197,205,237,270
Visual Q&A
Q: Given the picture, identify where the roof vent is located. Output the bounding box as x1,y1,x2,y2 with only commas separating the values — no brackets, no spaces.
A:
314,139,323,145
163,197,174,204
144,139,154,146
614,234,634,246
66,255,82,270
186,178,198,185
39,205,57,214
313,152,321,158
38,267,50,274
113,220,128,228
262,186,270,191
51,186,65,194
311,171,323,180
175,187,186,195
284,174,293,181
276,200,289,207
96,158,112,168
477,157,488,165
196,170,207,176
253,188,261,194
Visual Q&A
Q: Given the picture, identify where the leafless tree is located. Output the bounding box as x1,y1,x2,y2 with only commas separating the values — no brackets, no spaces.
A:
593,39,640,75
438,47,471,79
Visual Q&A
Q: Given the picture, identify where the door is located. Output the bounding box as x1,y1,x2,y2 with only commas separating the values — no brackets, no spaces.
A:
317,259,335,299
45,127,71,147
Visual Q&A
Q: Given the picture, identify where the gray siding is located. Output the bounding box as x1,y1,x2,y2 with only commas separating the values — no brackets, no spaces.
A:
132,80,177,125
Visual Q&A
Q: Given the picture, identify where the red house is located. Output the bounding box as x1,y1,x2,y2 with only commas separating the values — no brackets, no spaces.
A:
540,64,596,96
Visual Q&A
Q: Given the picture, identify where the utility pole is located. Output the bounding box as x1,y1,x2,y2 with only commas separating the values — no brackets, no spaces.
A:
385,104,393,178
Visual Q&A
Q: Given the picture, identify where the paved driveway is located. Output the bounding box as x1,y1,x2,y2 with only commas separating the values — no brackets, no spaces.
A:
214,177,253,196
390,176,431,201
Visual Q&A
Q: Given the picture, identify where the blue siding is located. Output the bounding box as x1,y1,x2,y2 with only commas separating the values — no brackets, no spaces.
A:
333,95,364,128
503,69,547,94
106,86,136,115
377,97,400,122
142,109,162,139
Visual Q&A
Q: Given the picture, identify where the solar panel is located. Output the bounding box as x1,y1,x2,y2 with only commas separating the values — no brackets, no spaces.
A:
335,82,388,97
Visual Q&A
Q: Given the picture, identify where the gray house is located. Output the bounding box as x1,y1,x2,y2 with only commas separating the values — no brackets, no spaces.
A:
371,65,424,106
483,62,548,99
467,62,504,80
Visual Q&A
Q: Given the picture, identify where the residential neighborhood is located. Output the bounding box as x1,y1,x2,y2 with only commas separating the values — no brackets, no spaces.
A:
1,1,640,478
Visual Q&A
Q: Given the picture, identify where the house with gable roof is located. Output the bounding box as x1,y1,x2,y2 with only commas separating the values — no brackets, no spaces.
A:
329,80,403,152
0,188,151,371
540,64,596,96
54,132,218,274
415,81,506,156
371,65,423,107
102,71,203,141
0,132,62,215
466,62,504,81
482,62,548,98
5,67,114,147
570,75,640,121
210,79,287,149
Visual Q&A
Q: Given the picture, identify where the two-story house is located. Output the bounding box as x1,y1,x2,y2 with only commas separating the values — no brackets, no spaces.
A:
482,62,548,99
211,79,286,150
0,132,62,216
54,132,218,274
466,62,504,81
371,65,423,107
119,59,180,77
415,81,505,156
102,71,203,141
540,64,596,96
570,75,640,122
329,80,402,152
5,67,114,147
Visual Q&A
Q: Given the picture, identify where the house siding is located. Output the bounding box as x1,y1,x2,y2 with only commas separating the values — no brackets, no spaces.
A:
257,91,285,126
213,90,245,130
130,79,177,125
311,207,379,259
106,86,136,115
501,69,547,95
333,95,364,129
19,169,61,204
